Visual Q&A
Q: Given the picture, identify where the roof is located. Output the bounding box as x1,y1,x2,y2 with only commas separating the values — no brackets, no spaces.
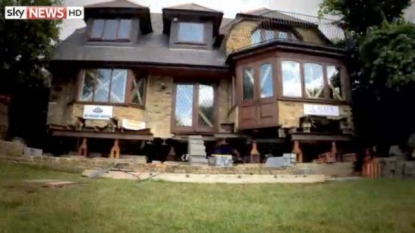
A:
52,13,229,68
240,8,312,24
163,3,220,12
84,0,147,9
220,8,315,34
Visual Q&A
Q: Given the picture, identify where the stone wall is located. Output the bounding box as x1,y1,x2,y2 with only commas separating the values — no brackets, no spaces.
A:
278,100,353,128
296,162,354,177
0,155,353,176
0,103,8,139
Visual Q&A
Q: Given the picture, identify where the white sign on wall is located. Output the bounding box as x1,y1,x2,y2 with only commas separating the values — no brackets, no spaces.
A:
122,119,146,131
303,104,340,117
83,105,113,120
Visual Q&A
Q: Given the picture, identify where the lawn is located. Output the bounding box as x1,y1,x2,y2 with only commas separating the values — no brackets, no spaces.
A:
1,163,415,233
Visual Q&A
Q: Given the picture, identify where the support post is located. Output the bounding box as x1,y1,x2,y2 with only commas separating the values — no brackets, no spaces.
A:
250,141,260,163
167,146,176,161
109,139,120,159
330,141,338,162
292,141,303,163
78,138,88,157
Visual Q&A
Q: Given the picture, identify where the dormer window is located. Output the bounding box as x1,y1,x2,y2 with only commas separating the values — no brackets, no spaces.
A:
251,29,298,44
177,22,205,44
90,19,132,42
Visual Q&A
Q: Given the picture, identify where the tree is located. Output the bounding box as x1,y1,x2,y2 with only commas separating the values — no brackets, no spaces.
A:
360,22,415,89
0,0,63,143
319,0,411,35
0,0,62,93
319,0,414,147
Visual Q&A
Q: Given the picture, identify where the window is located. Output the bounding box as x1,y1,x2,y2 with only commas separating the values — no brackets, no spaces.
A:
243,68,255,100
260,64,273,98
78,69,146,106
90,19,132,41
251,29,298,44
280,60,345,101
175,85,194,127
79,69,127,103
327,65,343,100
177,22,204,43
281,61,302,97
174,84,216,132
130,76,146,105
304,63,324,99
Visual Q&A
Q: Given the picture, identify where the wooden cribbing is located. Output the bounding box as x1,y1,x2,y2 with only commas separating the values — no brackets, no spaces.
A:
109,139,120,159
78,138,87,157
363,158,381,178
292,141,303,163
250,141,260,163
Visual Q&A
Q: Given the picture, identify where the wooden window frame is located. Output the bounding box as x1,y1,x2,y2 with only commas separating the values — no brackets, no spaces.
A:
303,62,327,99
242,67,256,101
251,28,300,44
88,19,132,42
279,58,347,103
171,82,219,134
76,69,146,109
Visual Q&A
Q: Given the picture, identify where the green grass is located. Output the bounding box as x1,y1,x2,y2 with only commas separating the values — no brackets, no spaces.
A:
1,163,415,233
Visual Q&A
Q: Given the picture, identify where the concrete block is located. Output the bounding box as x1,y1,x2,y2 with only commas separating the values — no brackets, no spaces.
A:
0,140,25,157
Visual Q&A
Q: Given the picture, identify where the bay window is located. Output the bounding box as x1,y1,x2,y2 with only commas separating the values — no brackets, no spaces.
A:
260,64,273,98
78,69,146,106
242,68,255,100
281,60,345,101
326,65,343,100
304,63,324,99
281,61,302,97
251,29,298,44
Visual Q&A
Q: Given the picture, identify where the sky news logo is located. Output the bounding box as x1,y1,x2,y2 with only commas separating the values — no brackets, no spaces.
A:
5,6,84,20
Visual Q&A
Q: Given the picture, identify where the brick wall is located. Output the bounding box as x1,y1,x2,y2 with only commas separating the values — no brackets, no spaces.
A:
226,20,259,54
145,76,174,138
47,74,233,138
278,100,353,128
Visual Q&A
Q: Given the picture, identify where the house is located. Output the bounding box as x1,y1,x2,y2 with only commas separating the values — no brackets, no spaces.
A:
47,0,353,162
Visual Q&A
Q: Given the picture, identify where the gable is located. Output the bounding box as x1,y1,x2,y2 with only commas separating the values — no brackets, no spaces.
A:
223,18,330,55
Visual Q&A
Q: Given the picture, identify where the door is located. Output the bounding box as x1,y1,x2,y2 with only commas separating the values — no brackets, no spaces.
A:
239,67,257,128
257,62,277,127
238,61,278,129
173,83,216,133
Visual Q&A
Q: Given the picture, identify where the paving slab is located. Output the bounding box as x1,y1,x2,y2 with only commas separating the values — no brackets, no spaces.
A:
25,179,77,187
81,170,326,184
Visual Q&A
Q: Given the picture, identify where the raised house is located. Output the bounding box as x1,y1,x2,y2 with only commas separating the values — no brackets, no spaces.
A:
48,0,354,162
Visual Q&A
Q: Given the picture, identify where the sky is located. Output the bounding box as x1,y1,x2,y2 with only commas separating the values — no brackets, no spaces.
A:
62,0,415,40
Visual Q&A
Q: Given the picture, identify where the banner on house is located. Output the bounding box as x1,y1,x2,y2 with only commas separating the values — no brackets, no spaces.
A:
83,105,113,120
122,119,146,131
303,104,339,117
